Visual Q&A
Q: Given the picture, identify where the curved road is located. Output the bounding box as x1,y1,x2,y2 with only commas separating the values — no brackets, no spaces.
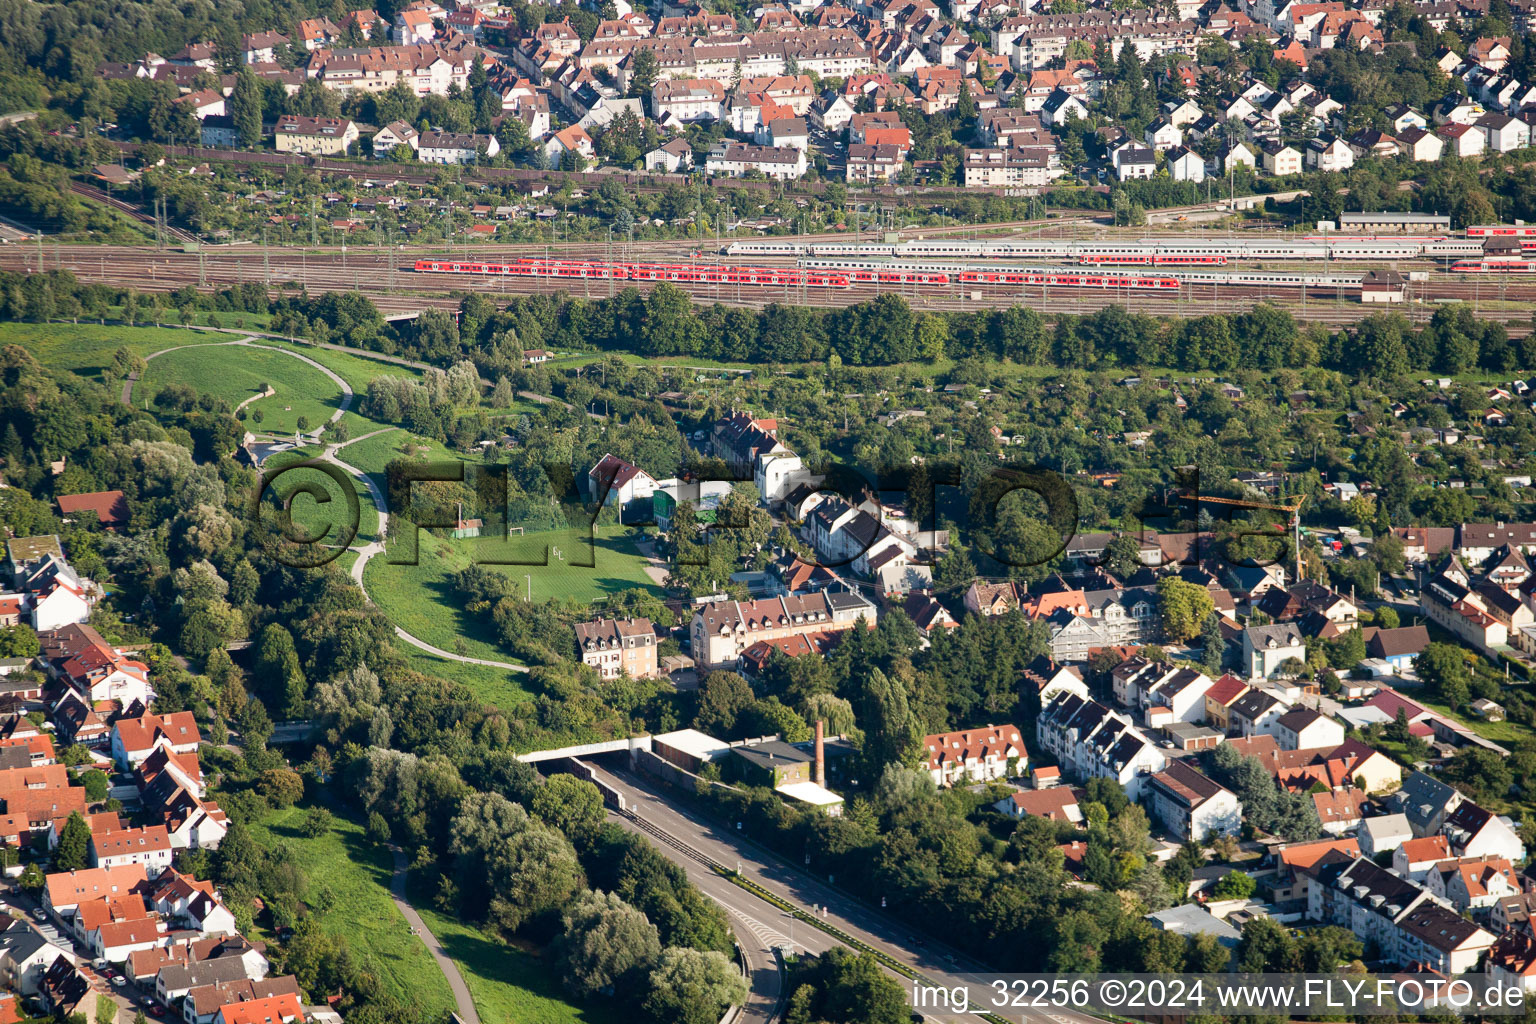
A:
389,847,481,1024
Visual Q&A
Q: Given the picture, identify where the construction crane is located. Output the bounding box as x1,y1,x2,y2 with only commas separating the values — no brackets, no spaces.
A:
1174,492,1308,582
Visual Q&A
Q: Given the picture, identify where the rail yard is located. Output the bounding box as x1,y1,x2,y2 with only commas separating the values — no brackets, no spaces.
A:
8,227,1536,328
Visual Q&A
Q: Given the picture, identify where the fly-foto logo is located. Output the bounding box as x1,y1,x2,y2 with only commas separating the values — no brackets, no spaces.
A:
249,455,1300,576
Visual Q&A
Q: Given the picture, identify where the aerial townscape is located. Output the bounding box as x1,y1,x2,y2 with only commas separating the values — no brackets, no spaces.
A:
17,0,1536,1018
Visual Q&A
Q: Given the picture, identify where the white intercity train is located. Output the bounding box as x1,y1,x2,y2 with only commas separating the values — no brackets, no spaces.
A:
724,235,1486,263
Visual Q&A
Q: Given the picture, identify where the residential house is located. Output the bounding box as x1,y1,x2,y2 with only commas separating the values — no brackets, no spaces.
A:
544,124,594,166
1393,835,1453,882
417,131,499,164
705,142,807,179
1240,623,1306,679
371,121,419,156
1260,140,1303,175
1396,770,1465,837
1273,708,1346,750
111,711,199,769
588,453,658,510
1144,760,1241,841
1306,134,1354,171
0,918,71,996
1228,688,1292,738
652,78,726,122
645,137,694,172
574,618,658,680
1396,902,1496,974
1439,121,1486,157
1398,125,1445,161
1204,674,1250,732
1444,801,1526,862
1112,142,1155,180
923,724,1025,786
273,116,358,155
689,592,875,671
38,624,154,708
994,787,1083,822
1036,692,1167,800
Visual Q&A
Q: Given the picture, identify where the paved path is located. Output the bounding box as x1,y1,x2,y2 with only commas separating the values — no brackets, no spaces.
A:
122,335,354,446
324,429,531,674
387,846,482,1024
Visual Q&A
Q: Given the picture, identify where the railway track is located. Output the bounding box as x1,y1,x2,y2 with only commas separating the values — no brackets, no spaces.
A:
68,183,199,244
6,246,1534,332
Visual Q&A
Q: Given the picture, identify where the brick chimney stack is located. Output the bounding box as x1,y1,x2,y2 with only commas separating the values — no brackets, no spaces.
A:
813,720,825,786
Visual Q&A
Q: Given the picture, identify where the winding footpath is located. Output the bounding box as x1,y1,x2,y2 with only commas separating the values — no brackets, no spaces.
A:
123,336,354,444
388,847,482,1024
119,334,502,1024
324,429,530,674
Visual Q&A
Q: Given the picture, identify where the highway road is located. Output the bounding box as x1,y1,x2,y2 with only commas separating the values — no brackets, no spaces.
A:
589,761,1105,1024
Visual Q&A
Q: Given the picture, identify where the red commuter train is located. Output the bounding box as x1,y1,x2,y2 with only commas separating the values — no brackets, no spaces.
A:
416,256,1183,291
414,257,853,288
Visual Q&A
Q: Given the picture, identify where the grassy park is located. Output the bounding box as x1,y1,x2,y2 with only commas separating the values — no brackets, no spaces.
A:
362,525,660,663
138,343,344,435
246,805,457,1020
406,879,619,1024
2,321,211,378
258,448,381,546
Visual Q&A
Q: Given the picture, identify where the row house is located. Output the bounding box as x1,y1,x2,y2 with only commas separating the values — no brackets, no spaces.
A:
307,42,478,97
652,78,727,122
992,11,1198,72
803,498,917,577
846,143,905,182
689,592,876,670
1424,856,1520,916
1037,692,1167,800
274,114,358,155
418,130,500,164
738,74,817,114
38,624,154,708
706,141,807,179
962,145,1057,186
1112,657,1213,725
1421,556,1511,655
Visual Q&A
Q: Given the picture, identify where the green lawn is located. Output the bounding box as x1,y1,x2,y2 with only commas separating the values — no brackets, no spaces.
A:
405,877,619,1024
259,449,382,545
362,525,659,662
246,805,456,1019
402,651,535,707
138,343,344,434
334,427,456,481
0,321,215,379
263,339,425,392
1413,692,1531,744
